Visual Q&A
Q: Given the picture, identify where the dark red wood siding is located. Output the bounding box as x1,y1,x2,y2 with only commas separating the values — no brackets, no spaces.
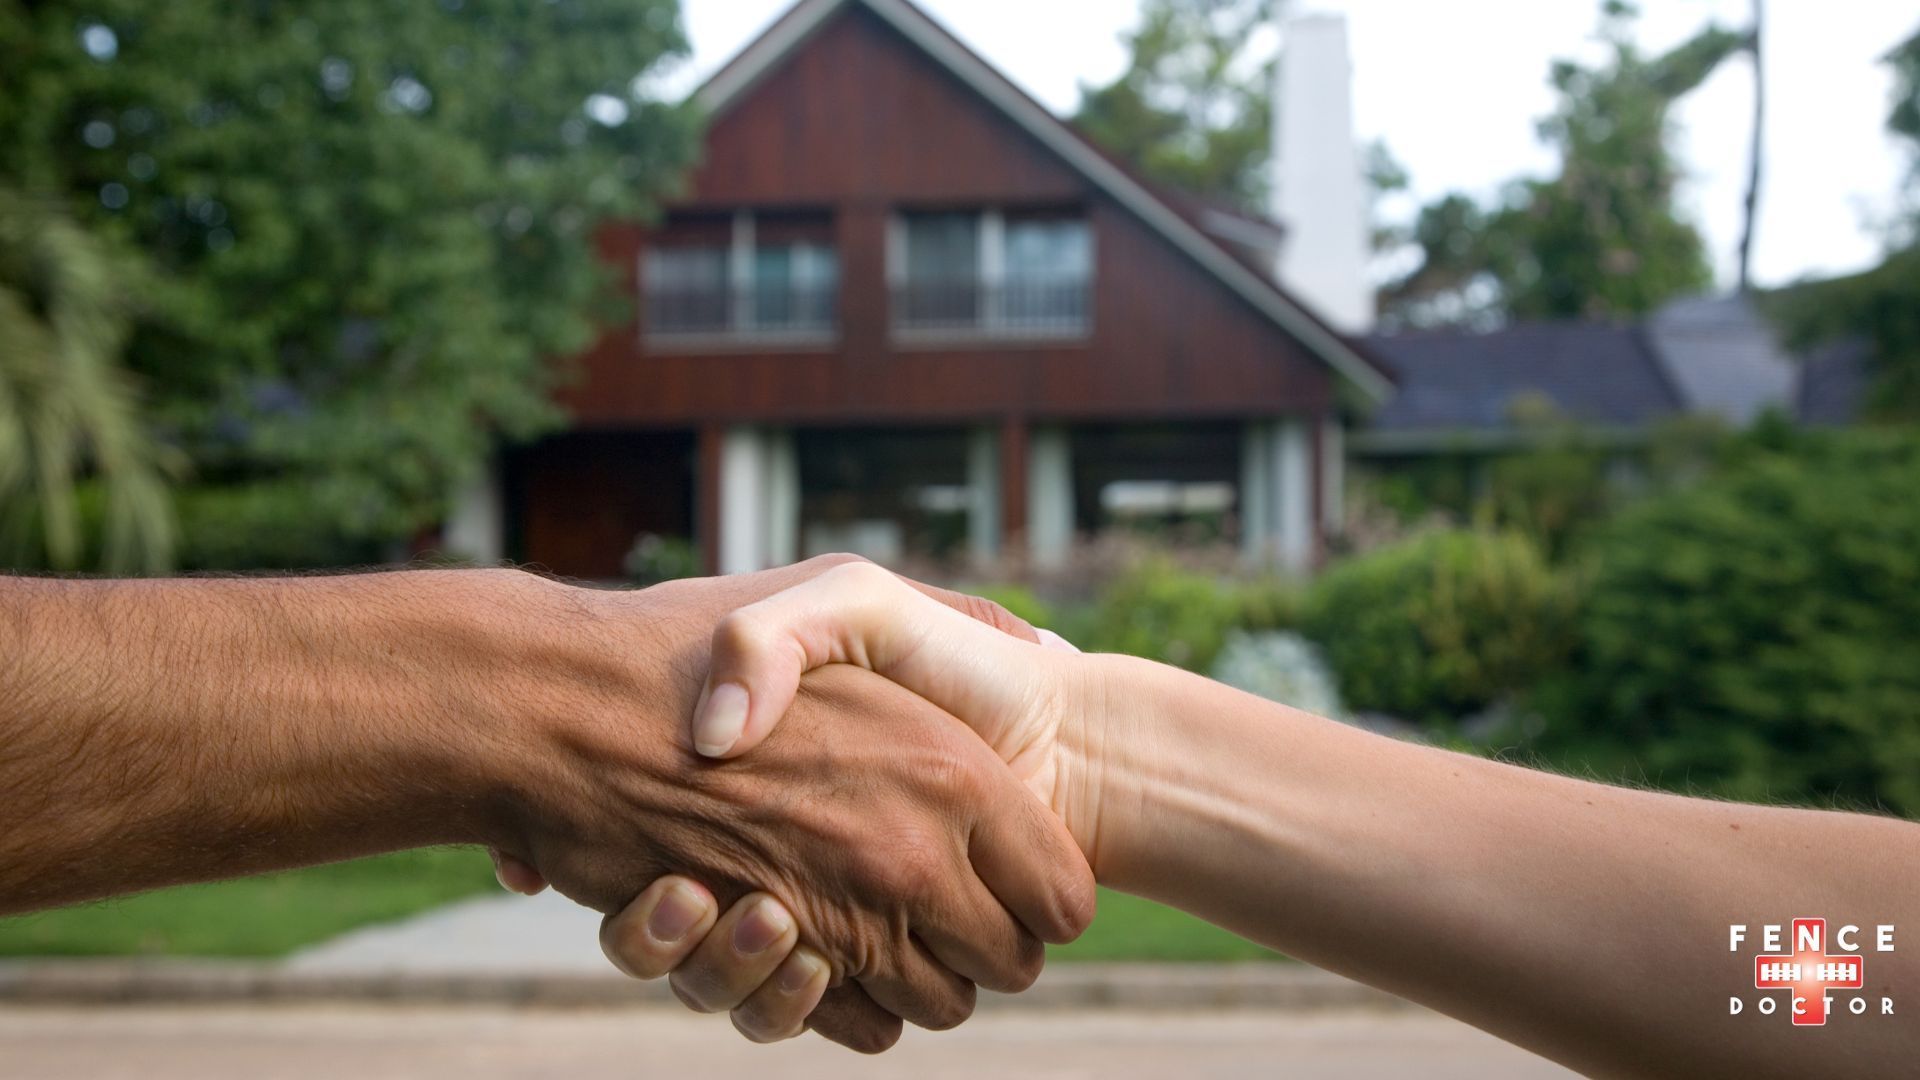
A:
556,4,1334,429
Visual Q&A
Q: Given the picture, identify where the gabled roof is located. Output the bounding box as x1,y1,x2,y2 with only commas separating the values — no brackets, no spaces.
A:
1646,294,1797,426
693,0,1394,405
1355,322,1684,450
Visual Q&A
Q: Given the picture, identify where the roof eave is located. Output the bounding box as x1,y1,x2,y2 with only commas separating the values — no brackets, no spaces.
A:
691,0,1395,406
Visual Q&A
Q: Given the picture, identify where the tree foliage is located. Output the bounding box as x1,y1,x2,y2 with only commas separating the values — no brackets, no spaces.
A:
1382,2,1748,327
0,187,174,571
1533,432,1920,813
1767,23,1920,419
1074,0,1279,210
0,0,699,567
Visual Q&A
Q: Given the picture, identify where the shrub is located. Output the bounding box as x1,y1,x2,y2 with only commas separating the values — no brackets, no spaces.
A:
963,583,1057,633
1065,558,1248,671
1302,528,1576,723
1534,435,1920,812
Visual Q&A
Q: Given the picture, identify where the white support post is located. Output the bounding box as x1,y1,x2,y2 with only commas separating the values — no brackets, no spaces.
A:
444,461,503,566
1274,418,1313,574
1027,426,1073,570
718,425,767,575
765,429,800,568
966,426,1001,561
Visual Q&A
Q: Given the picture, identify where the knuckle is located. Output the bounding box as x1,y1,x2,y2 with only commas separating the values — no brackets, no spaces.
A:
822,558,896,594
804,552,870,573
916,983,977,1032
958,593,1031,639
668,970,726,1014
1043,862,1099,944
991,935,1046,994
837,1020,901,1055
730,1008,795,1044
861,836,947,900
598,916,667,980
711,609,770,660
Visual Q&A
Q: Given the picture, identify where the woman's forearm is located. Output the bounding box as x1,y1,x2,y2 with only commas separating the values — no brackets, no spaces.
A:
1085,653,1917,1079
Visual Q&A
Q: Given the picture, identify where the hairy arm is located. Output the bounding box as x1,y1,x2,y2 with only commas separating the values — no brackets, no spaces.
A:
0,571,544,913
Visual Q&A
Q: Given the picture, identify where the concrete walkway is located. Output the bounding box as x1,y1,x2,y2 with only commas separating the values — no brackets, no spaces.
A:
0,1004,1580,1079
286,889,610,975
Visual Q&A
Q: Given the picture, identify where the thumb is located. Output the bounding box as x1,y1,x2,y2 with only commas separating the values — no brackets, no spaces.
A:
690,561,1047,758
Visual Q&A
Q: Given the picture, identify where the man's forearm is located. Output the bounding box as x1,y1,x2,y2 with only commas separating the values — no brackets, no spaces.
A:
0,571,555,914
1088,654,1918,1079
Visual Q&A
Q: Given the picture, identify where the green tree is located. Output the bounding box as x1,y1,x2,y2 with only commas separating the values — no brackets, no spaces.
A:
1533,432,1920,813
0,0,699,567
1075,0,1279,209
0,187,173,572
1768,23,1920,419
1382,2,1748,326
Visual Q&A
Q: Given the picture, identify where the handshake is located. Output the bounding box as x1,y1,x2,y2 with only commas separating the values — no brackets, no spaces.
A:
479,554,1107,1052
3,558,1915,1075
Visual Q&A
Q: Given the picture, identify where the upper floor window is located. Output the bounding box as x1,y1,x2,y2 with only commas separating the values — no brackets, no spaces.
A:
892,208,1092,339
644,210,838,343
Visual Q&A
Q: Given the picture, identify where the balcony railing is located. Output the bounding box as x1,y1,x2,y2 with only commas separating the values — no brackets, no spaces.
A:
892,277,1091,339
644,283,837,343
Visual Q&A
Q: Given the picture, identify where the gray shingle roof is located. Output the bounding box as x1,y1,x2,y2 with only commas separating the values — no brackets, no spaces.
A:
1646,294,1797,425
1797,338,1870,426
1359,321,1683,437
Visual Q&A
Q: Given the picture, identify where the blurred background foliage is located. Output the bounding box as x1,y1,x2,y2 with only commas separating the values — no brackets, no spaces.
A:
0,0,699,569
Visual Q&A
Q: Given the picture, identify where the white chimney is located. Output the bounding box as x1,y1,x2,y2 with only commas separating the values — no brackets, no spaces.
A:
1272,14,1372,333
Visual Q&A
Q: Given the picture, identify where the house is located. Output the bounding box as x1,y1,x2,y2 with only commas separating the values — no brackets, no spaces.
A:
445,0,1392,580
1349,291,1863,504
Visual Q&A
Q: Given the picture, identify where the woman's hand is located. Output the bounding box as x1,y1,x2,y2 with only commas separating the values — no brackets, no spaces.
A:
686,560,1109,858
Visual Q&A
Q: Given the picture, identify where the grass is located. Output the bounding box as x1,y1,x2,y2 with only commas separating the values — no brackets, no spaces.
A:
1051,888,1282,963
0,853,1278,964
0,847,499,958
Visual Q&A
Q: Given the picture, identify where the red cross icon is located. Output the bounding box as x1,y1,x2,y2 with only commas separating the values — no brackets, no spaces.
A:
1753,917,1866,1025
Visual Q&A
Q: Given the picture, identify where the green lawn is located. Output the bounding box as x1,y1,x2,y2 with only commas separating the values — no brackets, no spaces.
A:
0,851,1277,963
0,847,499,958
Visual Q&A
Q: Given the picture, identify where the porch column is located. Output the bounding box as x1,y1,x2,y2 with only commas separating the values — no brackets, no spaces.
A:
718,426,767,575
1239,421,1272,563
1027,426,1073,570
1273,418,1313,574
444,459,503,566
966,426,1001,561
716,425,800,575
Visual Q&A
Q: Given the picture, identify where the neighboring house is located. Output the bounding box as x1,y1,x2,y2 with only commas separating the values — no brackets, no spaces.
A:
1352,292,1851,474
446,0,1391,580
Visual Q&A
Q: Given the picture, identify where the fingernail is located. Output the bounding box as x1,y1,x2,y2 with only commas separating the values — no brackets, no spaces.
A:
1036,627,1081,654
778,949,825,994
648,883,707,945
694,683,750,757
733,898,792,955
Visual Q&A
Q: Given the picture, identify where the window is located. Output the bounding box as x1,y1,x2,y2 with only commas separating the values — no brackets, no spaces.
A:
643,211,837,341
1003,213,1092,329
892,208,1091,338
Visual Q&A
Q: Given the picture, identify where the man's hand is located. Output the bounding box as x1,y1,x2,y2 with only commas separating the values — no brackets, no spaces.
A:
0,560,1094,1054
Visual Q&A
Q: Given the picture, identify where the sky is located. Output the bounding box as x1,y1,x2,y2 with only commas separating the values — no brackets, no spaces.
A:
657,0,1917,291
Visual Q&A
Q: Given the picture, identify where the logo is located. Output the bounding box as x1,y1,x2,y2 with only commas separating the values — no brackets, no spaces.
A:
1729,919,1895,1025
